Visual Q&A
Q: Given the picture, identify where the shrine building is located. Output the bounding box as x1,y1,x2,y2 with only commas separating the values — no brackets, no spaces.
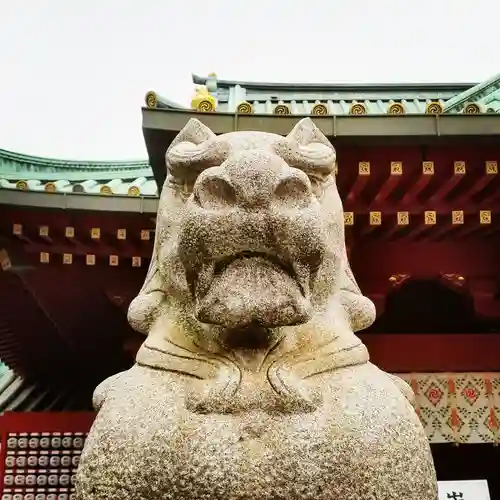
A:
0,71,499,499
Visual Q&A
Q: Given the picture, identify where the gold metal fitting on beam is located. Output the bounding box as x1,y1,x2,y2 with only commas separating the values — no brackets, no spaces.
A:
454,161,466,174
479,210,491,224
15,180,28,191
109,255,119,266
370,211,382,225
391,162,403,175
344,212,354,225
40,252,50,264
358,161,370,175
452,211,464,224
485,161,498,174
86,254,96,266
397,212,409,225
63,253,73,265
422,161,434,174
424,211,436,225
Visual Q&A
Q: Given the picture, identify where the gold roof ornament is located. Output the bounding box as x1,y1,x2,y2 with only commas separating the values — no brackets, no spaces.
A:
349,102,367,115
464,102,481,114
426,101,443,114
145,91,157,108
273,103,291,115
311,103,328,115
128,186,141,197
388,102,405,115
191,85,217,112
237,101,253,114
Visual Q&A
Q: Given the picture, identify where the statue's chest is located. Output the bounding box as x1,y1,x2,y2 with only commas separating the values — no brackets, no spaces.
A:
148,410,336,499
77,366,436,500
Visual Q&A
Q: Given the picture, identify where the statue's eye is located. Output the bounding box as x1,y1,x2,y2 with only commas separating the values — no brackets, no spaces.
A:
274,174,312,209
193,176,237,209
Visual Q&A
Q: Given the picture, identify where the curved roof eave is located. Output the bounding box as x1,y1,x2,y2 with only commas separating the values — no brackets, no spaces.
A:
0,148,149,169
192,72,476,93
0,147,154,184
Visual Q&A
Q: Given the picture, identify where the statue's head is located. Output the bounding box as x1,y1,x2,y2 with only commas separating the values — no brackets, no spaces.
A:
129,118,374,351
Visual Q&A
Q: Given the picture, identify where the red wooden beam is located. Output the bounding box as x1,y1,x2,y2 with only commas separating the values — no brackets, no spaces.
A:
359,333,500,372
345,162,371,206
359,211,383,239
406,211,437,240
369,176,401,208
480,188,500,206
369,162,404,209
400,162,435,207
453,173,497,207
481,222,500,238
428,211,463,241
427,172,466,206
448,211,493,239
11,224,32,245
381,212,409,240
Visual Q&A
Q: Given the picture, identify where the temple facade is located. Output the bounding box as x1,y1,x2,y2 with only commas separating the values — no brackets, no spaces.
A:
0,72,499,498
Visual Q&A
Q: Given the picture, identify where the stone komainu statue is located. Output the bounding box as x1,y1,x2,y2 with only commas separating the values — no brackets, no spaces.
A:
76,118,437,500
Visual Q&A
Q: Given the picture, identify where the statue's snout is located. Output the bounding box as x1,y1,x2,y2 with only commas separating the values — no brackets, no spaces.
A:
193,150,313,211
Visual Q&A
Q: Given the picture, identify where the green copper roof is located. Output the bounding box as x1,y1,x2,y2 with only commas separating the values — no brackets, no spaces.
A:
189,72,500,115
0,148,157,196
443,72,500,113
3,71,500,200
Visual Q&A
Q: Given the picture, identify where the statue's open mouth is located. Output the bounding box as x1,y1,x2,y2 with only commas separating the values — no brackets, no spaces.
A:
192,251,313,329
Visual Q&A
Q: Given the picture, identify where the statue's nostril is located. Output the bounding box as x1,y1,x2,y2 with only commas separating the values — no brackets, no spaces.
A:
194,176,237,209
274,175,311,209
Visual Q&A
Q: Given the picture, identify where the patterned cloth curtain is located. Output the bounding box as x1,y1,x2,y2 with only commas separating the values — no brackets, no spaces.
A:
398,372,500,444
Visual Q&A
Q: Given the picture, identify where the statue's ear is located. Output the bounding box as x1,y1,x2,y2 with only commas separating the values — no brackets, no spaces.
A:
286,118,332,149
278,118,336,180
168,118,216,150
166,119,228,183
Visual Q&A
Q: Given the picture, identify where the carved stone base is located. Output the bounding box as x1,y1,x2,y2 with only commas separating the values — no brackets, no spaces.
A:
76,362,437,500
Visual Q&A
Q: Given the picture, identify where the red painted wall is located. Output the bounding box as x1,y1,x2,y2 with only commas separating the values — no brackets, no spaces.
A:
360,333,500,373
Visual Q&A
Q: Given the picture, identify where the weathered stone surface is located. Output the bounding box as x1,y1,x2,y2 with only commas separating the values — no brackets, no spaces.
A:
76,118,438,499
